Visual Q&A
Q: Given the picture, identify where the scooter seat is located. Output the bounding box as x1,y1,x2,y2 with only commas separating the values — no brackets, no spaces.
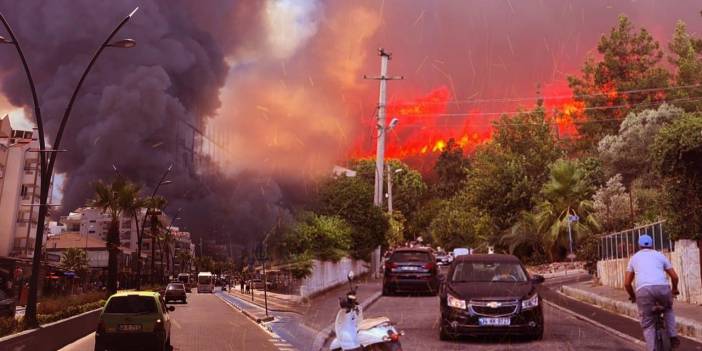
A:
358,317,391,331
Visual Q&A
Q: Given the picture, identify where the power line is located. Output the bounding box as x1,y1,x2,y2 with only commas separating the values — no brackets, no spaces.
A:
389,83,702,106
391,95,702,119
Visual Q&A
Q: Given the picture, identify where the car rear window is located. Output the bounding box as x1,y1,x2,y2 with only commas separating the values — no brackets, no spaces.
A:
391,251,431,262
168,284,184,290
105,296,157,314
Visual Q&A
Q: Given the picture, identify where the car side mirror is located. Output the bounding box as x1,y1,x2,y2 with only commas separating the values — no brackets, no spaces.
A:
531,275,545,284
168,306,175,312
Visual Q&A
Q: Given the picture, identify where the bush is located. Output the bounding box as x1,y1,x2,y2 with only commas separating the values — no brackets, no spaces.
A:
0,317,21,337
37,291,105,315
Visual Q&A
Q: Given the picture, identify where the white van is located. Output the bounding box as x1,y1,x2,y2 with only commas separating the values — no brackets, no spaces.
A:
452,248,471,258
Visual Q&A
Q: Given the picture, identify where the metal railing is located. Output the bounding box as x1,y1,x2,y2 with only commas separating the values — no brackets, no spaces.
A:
599,221,672,260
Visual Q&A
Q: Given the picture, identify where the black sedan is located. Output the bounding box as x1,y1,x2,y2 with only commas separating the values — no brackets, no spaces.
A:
383,247,440,295
439,254,544,340
164,283,187,304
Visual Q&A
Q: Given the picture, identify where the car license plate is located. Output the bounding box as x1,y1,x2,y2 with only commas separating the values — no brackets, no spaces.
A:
402,266,419,271
118,324,142,332
478,318,511,326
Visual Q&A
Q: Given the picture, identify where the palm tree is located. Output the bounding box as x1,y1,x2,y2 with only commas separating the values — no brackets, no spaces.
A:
535,160,600,260
144,196,167,283
92,178,141,295
176,251,192,273
503,211,547,258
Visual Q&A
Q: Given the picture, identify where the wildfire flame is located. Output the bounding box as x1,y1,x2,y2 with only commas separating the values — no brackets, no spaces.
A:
350,82,590,163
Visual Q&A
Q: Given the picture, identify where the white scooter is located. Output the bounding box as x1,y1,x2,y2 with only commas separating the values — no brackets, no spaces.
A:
330,271,403,351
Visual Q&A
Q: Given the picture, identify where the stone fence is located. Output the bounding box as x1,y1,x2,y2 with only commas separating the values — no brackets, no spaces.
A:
597,239,702,304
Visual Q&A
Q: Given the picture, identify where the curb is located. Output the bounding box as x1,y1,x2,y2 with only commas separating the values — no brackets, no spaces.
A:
313,291,384,351
543,299,644,349
218,293,275,324
227,291,303,315
560,285,702,342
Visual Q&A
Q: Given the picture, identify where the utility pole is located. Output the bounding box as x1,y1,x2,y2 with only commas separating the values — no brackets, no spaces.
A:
364,48,403,207
387,165,403,213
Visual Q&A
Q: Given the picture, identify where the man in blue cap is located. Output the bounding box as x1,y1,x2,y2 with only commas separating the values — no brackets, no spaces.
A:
624,234,680,350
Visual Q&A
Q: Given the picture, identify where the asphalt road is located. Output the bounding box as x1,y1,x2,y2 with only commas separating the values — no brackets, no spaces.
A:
60,291,285,351
364,293,642,351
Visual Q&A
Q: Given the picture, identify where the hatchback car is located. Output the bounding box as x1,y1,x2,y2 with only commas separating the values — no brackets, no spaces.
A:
439,254,544,341
383,247,439,295
95,291,174,351
164,283,187,304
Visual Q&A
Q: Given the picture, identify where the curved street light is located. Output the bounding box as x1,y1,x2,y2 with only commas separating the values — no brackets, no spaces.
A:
0,6,139,328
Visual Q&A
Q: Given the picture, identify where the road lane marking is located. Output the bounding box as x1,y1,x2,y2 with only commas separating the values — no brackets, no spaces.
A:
172,319,182,329
543,299,644,348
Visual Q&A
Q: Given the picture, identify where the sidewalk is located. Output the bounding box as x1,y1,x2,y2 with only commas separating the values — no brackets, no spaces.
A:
561,280,702,341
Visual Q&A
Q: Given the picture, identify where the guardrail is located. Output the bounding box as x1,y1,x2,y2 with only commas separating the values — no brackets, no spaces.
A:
599,221,672,260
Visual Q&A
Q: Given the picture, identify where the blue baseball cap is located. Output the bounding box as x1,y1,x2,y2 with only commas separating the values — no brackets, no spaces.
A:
638,235,653,248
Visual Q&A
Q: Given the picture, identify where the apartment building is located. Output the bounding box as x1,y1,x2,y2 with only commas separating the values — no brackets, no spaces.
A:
0,116,41,258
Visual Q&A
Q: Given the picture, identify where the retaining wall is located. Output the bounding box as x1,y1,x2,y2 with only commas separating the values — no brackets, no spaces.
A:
0,308,100,351
299,258,369,297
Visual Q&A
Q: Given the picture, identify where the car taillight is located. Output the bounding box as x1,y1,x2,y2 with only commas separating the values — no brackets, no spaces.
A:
424,262,435,270
97,320,105,334
154,318,164,333
385,262,397,270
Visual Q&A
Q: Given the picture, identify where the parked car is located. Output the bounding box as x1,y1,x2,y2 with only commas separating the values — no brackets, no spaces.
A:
383,247,440,296
94,291,174,351
164,283,187,304
0,290,15,318
435,251,450,266
439,254,545,341
452,247,471,258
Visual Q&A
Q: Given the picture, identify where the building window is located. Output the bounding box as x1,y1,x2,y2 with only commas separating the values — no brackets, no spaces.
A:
20,185,28,199
88,230,95,234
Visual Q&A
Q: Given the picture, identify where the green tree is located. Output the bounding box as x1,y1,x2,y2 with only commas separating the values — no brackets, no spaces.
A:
144,196,168,283
176,251,192,273
405,198,445,244
652,112,702,239
463,107,561,232
534,160,600,259
598,104,683,186
502,211,548,264
432,139,469,198
386,211,406,248
351,159,427,217
287,212,352,262
568,15,670,149
60,248,88,275
91,178,141,295
429,199,492,250
317,175,388,259
668,20,702,112
592,174,635,232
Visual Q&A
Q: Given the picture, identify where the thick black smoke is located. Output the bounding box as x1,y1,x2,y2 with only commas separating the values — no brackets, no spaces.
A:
0,0,282,245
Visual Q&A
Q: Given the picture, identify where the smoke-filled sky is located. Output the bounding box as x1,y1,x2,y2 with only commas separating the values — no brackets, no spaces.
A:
0,0,699,242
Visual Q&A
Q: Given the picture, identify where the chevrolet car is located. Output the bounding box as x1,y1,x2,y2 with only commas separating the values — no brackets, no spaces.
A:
439,254,544,340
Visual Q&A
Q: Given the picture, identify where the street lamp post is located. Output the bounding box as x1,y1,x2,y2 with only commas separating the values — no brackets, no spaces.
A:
386,166,403,213
0,7,139,328
140,165,174,287
566,212,579,275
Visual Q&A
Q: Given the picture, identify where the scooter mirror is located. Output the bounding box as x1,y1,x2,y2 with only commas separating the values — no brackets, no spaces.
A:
347,271,355,282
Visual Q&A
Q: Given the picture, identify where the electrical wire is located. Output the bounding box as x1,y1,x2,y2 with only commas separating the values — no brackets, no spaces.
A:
388,83,702,106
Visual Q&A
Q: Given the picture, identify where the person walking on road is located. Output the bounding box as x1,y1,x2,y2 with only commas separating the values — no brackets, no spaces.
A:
624,234,680,350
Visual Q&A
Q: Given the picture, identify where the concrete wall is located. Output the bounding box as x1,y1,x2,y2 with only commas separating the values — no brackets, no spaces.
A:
0,308,100,351
597,239,702,304
299,258,369,297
